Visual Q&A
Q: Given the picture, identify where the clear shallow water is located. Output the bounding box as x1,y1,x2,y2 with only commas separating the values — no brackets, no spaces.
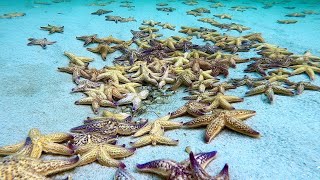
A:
0,0,319,179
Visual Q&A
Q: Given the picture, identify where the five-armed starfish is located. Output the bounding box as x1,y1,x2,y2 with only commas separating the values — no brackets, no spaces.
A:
27,38,56,49
170,101,210,118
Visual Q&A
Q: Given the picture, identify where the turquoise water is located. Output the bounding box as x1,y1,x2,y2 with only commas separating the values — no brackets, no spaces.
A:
0,0,319,179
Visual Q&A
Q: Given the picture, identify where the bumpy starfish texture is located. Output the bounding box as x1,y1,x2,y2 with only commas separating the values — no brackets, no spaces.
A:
64,51,94,66
117,90,149,111
170,69,197,91
0,155,80,179
97,69,131,84
87,43,116,60
133,115,182,137
71,132,117,147
76,142,135,167
114,166,136,180
170,101,209,119
202,92,243,110
72,77,101,92
290,64,320,80
71,118,147,136
184,109,260,142
245,82,294,103
0,128,73,158
40,24,64,34
27,38,56,49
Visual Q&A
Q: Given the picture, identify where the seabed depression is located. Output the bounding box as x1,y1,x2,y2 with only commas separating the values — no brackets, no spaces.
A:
0,0,319,179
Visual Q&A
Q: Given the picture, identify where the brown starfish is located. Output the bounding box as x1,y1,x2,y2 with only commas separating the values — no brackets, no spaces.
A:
87,44,116,60
27,38,56,49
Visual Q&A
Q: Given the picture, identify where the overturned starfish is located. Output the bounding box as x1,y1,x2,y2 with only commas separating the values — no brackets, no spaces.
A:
117,90,149,111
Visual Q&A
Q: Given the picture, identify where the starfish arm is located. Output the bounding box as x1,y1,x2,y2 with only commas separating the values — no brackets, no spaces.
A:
184,115,214,127
43,142,74,156
154,135,179,146
245,85,266,96
186,106,207,117
115,167,136,180
170,79,183,91
117,121,148,135
132,97,142,111
78,149,98,166
170,105,187,118
0,141,25,155
130,135,152,147
228,110,256,120
225,116,260,138
291,67,305,75
30,143,43,158
45,133,73,142
136,159,179,177
189,152,212,179
205,116,225,143
75,97,94,105
97,149,125,168
272,86,294,96
100,99,116,107
306,68,316,80
36,156,80,176
208,100,220,109
117,74,131,83
265,88,275,103
133,124,152,137
219,98,236,110
158,121,183,129
224,95,244,102
214,164,230,180
104,144,135,158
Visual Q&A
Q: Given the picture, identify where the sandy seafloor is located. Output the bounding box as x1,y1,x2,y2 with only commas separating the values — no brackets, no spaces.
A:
0,0,319,179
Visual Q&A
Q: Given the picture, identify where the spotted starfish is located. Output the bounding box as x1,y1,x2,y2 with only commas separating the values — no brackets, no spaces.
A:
0,155,80,179
0,128,74,158
136,150,220,179
40,24,64,34
76,142,135,167
64,51,94,66
202,92,243,110
58,64,91,81
290,64,320,80
116,90,149,111
71,77,101,92
71,132,117,148
170,69,197,91
130,64,161,86
71,118,147,136
170,101,210,119
87,43,116,60
27,38,56,49
133,115,182,137
184,109,260,142
76,34,100,46
245,82,294,103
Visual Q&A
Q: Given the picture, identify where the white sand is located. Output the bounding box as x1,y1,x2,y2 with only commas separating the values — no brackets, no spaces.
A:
0,0,319,179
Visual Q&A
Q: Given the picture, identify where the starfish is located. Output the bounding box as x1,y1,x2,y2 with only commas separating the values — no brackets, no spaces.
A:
245,82,294,103
290,64,320,80
130,30,150,40
130,64,161,86
159,23,176,30
170,101,209,119
64,51,93,66
0,128,74,158
290,50,320,63
71,77,101,92
87,43,116,60
99,35,125,44
88,84,128,102
71,118,147,136
210,61,230,77
183,57,211,72
76,142,135,167
75,90,116,114
210,2,225,8
130,127,179,148
186,50,209,59
139,26,159,33
40,24,64,34
117,90,149,111
201,92,243,110
191,78,220,93
230,75,260,87
187,10,202,17
227,23,251,33
136,150,220,179
133,115,182,137
76,34,100,46
184,109,260,143
244,61,268,76
277,20,298,24
27,38,56,49
96,69,131,84
170,69,197,91
214,14,232,19
134,39,151,49
192,8,210,13
113,82,142,93
286,13,306,17
0,155,80,179
91,9,113,15
58,64,91,81
105,15,124,23
114,166,136,180
142,20,161,27
87,110,131,122
285,81,320,95
71,132,117,147
165,55,190,67
189,151,229,180
152,66,175,89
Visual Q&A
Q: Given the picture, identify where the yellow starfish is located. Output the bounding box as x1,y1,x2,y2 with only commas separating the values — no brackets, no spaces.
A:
202,92,243,110
130,127,179,148
87,110,131,121
214,14,232,19
0,155,80,179
134,39,151,49
142,20,161,27
158,37,177,50
170,101,209,119
184,109,260,143
159,23,176,30
290,50,320,62
76,142,135,167
96,69,131,84
113,82,142,93
164,55,190,67
290,64,320,80
64,51,93,66
0,128,73,158
130,64,161,86
99,35,125,44
170,69,196,91
133,115,182,137
87,43,116,60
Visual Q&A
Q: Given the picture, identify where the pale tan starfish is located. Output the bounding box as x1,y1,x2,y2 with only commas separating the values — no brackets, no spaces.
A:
290,64,320,80
87,43,116,60
170,101,210,119
96,69,131,84
202,92,243,110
